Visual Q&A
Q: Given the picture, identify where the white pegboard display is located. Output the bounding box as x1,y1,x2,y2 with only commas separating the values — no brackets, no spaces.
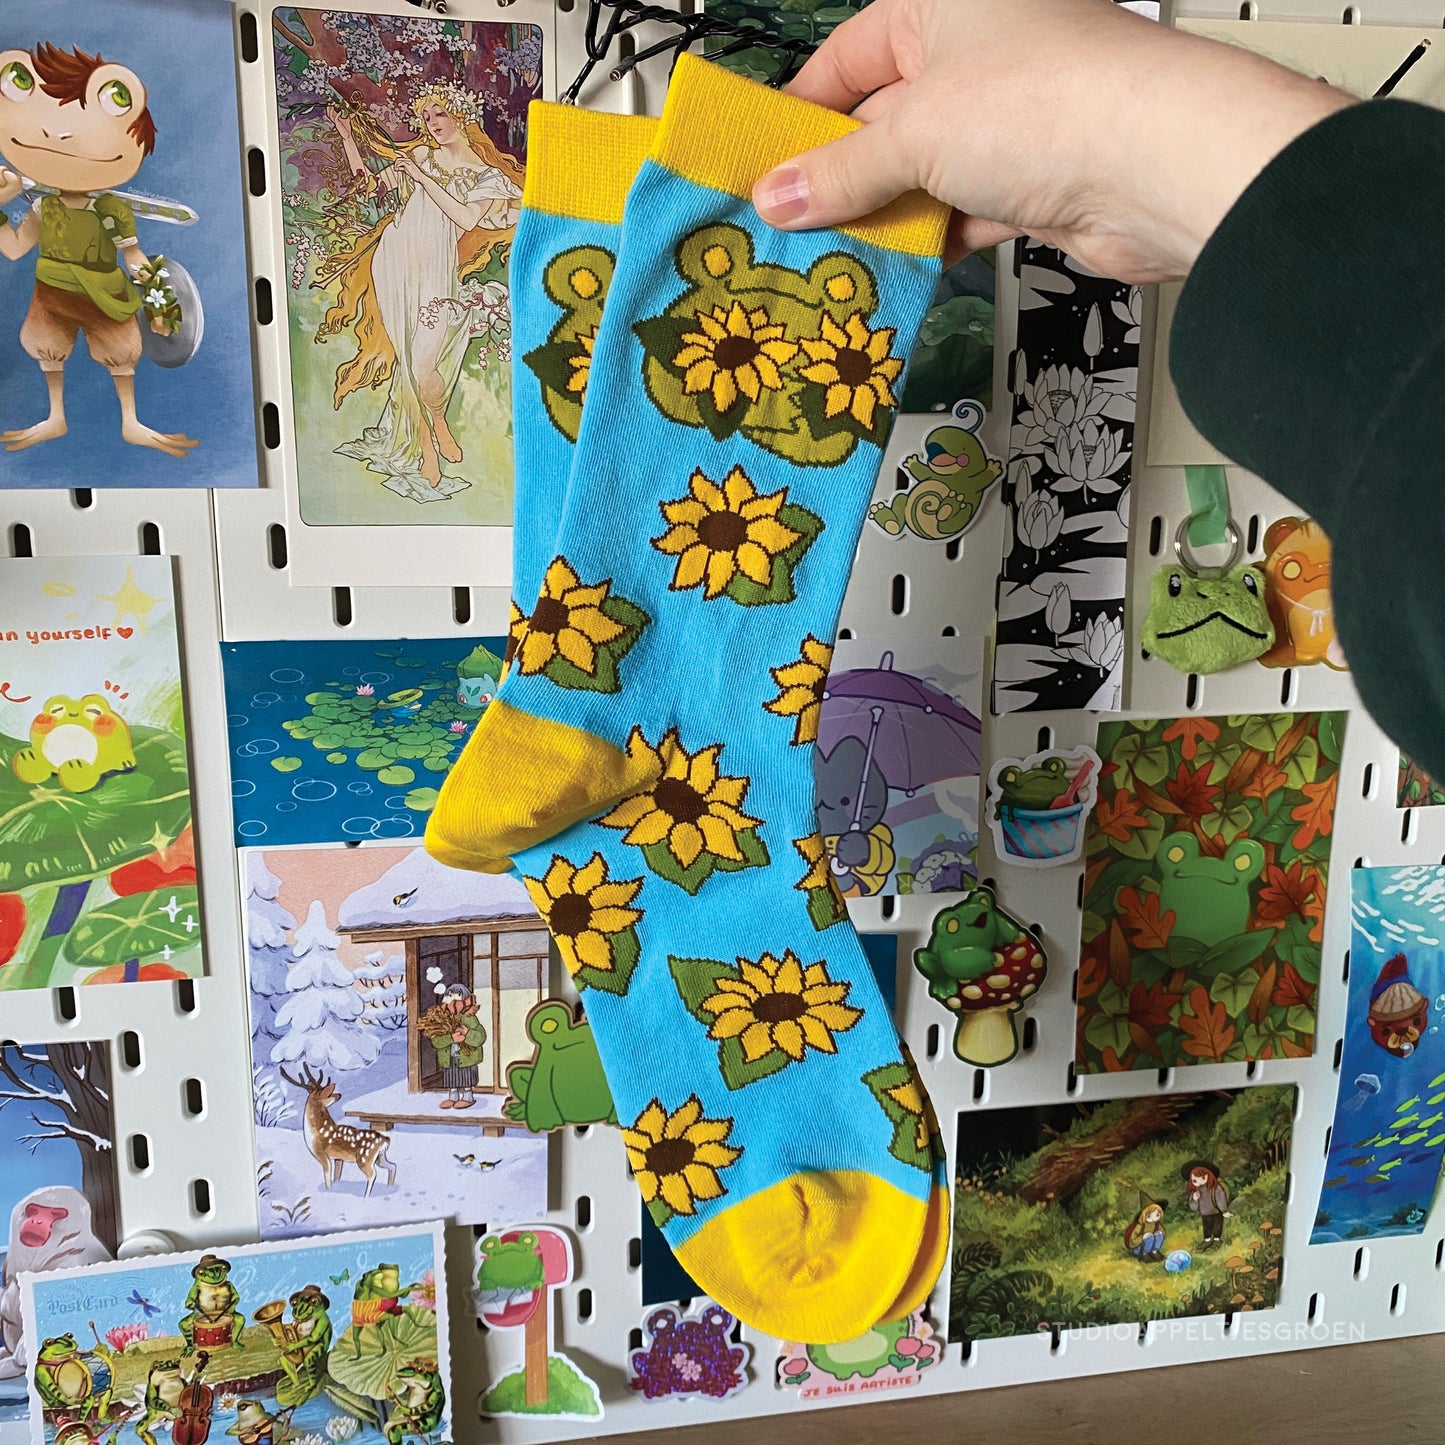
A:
7,4,1445,1444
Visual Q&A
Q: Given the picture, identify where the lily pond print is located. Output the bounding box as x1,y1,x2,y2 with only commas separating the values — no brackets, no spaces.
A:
222,638,505,847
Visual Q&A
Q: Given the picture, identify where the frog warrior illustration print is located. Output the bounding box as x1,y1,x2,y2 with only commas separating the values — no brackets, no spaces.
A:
0,43,199,458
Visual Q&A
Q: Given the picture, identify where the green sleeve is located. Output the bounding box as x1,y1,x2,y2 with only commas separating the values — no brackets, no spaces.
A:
96,193,137,242
1171,99,1445,779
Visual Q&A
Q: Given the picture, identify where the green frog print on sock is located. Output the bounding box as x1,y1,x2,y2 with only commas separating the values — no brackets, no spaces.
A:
521,245,615,442
1155,831,1266,948
634,223,903,465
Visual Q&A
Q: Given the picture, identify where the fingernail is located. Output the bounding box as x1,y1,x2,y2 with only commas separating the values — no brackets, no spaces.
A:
754,166,810,224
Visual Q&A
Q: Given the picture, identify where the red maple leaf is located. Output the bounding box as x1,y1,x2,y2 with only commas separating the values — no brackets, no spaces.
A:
1240,758,1290,803
1290,775,1339,851
1271,962,1315,1008
1255,861,1322,928
1128,978,1183,1033
1118,886,1176,950
1165,761,1221,822
1162,716,1220,762
1178,985,1236,1060
1093,787,1150,843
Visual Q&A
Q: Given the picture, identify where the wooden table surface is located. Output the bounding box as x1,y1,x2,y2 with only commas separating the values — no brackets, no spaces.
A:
599,1334,1439,1444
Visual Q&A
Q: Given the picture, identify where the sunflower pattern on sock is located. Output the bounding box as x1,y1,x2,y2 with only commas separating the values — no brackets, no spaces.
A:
521,851,644,995
764,635,833,744
669,948,864,1088
793,831,849,931
623,1095,744,1228
634,221,901,464
595,728,770,894
513,556,650,693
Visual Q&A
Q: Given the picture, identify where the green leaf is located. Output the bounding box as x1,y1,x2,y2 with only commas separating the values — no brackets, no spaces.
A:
329,1305,439,1404
640,840,718,896
377,765,415,786
0,727,192,891
67,886,201,967
1210,967,1258,1016
355,748,391,772
1084,1010,1133,1060
403,787,441,812
1192,930,1274,977
1318,711,1346,763
667,954,790,1089
861,1061,932,1171
271,756,303,773
722,502,824,608
325,752,348,764
575,927,641,997
1238,713,1295,753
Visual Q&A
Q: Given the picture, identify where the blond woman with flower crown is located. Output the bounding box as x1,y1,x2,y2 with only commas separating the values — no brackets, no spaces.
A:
323,83,523,499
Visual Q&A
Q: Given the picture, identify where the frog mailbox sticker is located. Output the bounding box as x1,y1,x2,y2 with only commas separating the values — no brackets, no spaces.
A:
475,1226,601,1422
1076,712,1345,1073
0,554,201,992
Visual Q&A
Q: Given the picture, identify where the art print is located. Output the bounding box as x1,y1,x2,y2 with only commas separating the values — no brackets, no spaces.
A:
993,244,1138,713
1398,753,1445,810
813,639,984,898
0,555,200,992
0,0,256,489
1313,866,1445,1242
948,1087,1294,1343
273,8,542,525
246,845,548,1238
1077,712,1344,1072
0,1041,117,1423
22,1224,450,1445
222,636,505,848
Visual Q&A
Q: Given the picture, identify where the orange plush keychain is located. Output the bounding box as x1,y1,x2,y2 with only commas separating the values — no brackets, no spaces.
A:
1258,516,1347,671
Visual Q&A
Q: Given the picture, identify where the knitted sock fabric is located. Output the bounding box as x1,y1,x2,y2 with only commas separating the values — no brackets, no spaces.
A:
495,55,949,1342
427,105,657,875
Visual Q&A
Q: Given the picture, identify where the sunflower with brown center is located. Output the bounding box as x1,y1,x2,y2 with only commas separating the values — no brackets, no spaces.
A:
764,635,833,744
598,728,761,871
798,312,903,429
517,557,630,678
701,950,863,1065
652,466,802,601
623,1096,742,1219
672,300,798,415
522,853,643,981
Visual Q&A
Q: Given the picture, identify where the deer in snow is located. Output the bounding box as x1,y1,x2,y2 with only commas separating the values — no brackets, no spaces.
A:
279,1064,397,1196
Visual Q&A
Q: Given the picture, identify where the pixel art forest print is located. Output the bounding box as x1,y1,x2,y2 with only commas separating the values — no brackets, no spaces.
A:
273,8,540,524
1077,712,1344,1072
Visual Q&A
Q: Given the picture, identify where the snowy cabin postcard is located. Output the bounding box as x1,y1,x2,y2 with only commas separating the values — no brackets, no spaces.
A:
244,844,548,1238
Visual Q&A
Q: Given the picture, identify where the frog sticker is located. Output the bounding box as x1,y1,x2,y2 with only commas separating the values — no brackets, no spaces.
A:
474,1232,545,1314
503,1000,617,1133
1155,831,1266,948
985,745,1099,868
1142,564,1274,675
869,402,1002,542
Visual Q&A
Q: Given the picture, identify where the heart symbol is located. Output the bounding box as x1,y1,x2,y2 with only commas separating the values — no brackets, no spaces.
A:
117,627,134,639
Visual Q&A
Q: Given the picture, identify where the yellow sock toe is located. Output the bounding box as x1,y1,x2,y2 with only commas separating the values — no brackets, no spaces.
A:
672,1171,925,1345
428,699,662,864
877,1181,950,1324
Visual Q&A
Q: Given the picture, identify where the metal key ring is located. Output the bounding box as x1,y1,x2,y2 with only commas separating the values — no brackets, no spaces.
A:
1174,516,1242,579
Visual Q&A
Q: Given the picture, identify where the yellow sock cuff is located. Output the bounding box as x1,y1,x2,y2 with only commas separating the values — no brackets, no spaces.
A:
523,103,659,224
652,52,947,259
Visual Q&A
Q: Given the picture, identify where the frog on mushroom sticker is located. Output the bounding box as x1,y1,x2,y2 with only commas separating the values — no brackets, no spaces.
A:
0,42,199,457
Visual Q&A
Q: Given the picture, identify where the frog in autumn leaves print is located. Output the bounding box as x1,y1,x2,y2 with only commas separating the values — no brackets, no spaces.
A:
634,223,904,465
870,403,1002,542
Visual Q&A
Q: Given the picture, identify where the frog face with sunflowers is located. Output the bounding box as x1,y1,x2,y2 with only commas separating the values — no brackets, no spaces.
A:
632,223,905,466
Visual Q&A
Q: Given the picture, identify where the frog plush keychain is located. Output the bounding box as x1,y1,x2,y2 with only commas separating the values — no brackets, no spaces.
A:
1142,466,1274,674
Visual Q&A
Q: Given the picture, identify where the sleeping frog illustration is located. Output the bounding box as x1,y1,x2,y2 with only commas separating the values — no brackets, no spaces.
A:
1142,565,1274,674
12,694,135,793
1155,831,1266,947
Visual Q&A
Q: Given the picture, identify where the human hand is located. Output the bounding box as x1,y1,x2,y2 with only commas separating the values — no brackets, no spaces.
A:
752,0,1356,281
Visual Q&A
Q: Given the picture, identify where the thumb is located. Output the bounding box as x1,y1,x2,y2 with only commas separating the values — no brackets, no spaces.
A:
752,113,916,232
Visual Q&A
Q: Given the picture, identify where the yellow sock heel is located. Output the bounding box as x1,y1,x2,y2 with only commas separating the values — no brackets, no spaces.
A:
429,699,662,865
672,1171,925,1345
876,1181,949,1324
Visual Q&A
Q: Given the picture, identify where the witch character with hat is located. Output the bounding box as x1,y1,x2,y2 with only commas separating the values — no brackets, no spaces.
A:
1124,1190,1168,1262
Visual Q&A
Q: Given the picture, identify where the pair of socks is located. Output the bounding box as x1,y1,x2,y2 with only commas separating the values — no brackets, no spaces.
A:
427,55,948,1344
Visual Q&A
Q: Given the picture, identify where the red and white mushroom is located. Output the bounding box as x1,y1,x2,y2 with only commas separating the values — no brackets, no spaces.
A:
946,934,1047,1066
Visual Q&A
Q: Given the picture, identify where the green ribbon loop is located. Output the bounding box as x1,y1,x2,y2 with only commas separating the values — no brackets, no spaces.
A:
1184,464,1230,549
